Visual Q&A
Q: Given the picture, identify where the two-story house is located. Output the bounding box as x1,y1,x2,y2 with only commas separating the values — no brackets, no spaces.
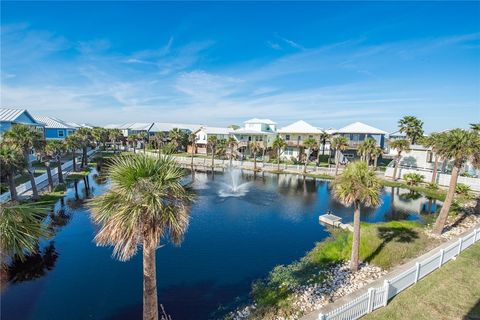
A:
277,120,323,160
231,118,277,156
333,122,387,161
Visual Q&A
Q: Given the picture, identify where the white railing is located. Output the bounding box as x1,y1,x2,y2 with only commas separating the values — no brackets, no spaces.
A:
318,228,480,320
0,149,97,203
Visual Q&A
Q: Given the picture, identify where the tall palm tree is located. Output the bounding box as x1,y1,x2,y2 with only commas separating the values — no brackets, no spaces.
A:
420,133,442,184
272,136,286,171
398,116,424,145
108,129,122,153
153,132,168,157
128,134,138,153
0,202,51,261
138,132,148,154
75,128,93,167
331,136,349,176
89,155,193,320
358,138,376,164
226,136,238,168
45,140,66,184
0,143,25,201
207,136,218,168
432,129,480,235
169,128,183,152
65,135,81,172
188,133,197,167
388,139,411,181
250,141,262,171
333,161,381,271
3,124,44,200
92,127,109,149
471,123,480,132
35,141,54,192
303,137,317,173
318,131,331,156
370,146,383,169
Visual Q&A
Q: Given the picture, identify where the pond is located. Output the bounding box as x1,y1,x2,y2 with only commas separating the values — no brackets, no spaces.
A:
1,168,441,320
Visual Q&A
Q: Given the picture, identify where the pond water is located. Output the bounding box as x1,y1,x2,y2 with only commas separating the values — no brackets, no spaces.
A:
1,168,441,320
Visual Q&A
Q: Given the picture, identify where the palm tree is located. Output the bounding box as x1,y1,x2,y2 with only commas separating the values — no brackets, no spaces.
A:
331,136,349,176
92,127,109,149
65,135,81,172
432,129,480,235
226,136,238,168
333,161,381,271
272,136,286,171
169,128,183,152
250,141,262,171
108,129,122,153
388,139,411,181
0,202,51,261
207,136,218,168
303,137,317,173
0,143,25,201
318,131,331,156
45,140,66,184
89,154,193,320
370,146,383,169
153,132,168,157
138,132,148,154
398,116,424,145
75,128,93,167
35,141,54,192
358,138,376,164
128,134,138,153
188,133,197,168
420,133,442,184
3,124,44,200
471,123,480,132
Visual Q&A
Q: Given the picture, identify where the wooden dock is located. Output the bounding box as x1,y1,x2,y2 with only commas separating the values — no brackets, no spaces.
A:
319,213,354,232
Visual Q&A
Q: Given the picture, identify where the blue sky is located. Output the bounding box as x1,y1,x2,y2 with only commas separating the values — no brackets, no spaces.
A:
1,2,479,132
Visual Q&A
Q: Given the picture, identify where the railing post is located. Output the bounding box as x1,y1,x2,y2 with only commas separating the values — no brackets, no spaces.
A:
318,314,326,320
383,280,390,307
367,287,375,313
475,229,480,242
439,249,445,267
414,262,421,283
458,237,463,255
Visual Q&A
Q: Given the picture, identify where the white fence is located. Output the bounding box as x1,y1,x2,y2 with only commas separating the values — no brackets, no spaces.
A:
0,149,97,203
384,166,480,191
318,228,480,320
141,151,339,176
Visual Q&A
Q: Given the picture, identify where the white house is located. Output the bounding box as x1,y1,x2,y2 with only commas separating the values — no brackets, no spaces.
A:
193,126,231,154
277,120,324,160
333,122,387,161
231,118,277,151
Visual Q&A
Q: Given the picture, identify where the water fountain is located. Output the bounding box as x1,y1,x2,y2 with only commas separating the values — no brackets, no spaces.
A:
218,169,251,197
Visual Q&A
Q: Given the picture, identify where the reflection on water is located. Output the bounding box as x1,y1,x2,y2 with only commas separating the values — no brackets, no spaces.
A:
1,168,442,320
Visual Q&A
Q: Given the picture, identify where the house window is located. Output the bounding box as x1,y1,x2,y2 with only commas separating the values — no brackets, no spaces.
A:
427,151,434,163
309,135,313,139
58,130,65,137
285,135,290,141
297,135,302,141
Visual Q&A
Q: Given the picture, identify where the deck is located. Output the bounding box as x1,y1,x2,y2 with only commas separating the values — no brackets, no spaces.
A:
319,213,354,232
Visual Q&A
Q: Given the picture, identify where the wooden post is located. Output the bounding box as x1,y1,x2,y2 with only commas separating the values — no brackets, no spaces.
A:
383,280,390,307
414,262,421,283
439,249,445,267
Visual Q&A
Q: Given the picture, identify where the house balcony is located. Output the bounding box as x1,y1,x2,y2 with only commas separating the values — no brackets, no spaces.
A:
285,140,304,148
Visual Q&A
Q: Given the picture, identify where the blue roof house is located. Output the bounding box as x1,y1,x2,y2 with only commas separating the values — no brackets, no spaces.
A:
33,115,77,140
0,108,44,135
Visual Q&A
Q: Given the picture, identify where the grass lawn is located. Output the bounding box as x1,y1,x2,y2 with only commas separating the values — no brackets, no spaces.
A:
364,242,480,320
248,221,441,319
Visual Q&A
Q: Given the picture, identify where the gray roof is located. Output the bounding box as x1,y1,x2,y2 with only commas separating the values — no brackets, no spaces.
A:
150,122,202,132
0,108,42,125
33,115,76,129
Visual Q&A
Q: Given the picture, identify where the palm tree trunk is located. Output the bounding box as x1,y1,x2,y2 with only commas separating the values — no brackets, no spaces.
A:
366,154,370,166
211,148,215,168
322,141,326,155
303,150,309,173
72,150,77,172
57,160,64,184
190,144,194,168
82,146,88,167
254,152,257,171
432,164,460,235
229,146,233,168
45,162,54,192
431,154,439,184
143,246,158,320
351,200,361,272
277,149,280,171
27,169,39,200
393,154,400,180
8,172,18,201
334,150,340,176
374,155,378,169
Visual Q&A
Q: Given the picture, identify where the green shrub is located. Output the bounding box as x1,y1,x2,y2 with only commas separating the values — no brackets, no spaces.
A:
403,173,424,186
455,183,472,196
427,182,439,190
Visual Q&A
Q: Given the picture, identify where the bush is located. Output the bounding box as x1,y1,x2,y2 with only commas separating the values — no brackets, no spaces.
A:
403,173,424,186
455,183,472,196
427,182,439,190
0,182,9,193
